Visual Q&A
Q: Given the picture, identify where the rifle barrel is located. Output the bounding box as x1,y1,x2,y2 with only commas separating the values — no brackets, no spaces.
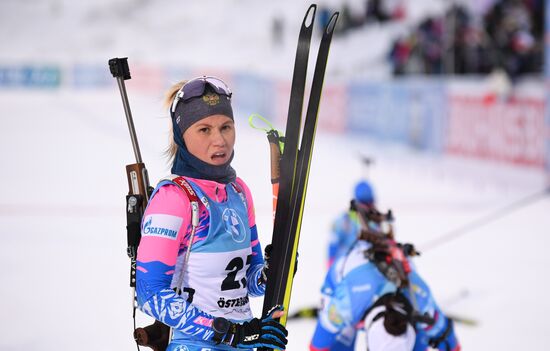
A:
116,77,143,164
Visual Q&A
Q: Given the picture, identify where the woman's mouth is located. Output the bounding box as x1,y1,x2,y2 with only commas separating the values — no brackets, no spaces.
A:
211,152,227,162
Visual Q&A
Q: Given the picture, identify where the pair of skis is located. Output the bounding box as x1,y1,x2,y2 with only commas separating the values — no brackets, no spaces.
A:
260,4,339,347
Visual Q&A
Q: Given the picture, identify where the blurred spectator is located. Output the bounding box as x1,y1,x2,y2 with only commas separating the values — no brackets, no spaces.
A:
271,16,283,47
484,0,543,78
366,0,391,23
330,0,405,36
446,5,494,74
388,0,544,78
336,2,366,35
365,0,405,23
389,35,413,75
418,17,444,74
389,16,444,76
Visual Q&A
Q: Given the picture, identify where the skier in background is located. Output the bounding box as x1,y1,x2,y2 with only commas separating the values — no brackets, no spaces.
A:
134,76,288,351
310,205,460,351
327,180,376,267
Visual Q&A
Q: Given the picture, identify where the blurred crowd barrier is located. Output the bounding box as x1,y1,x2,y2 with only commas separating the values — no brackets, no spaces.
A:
1,62,548,176
0,65,61,88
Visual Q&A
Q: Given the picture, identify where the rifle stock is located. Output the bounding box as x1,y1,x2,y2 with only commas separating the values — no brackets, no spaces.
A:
126,163,150,199
125,162,152,286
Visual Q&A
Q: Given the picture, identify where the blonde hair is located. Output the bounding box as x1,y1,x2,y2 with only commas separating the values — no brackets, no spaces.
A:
164,80,187,164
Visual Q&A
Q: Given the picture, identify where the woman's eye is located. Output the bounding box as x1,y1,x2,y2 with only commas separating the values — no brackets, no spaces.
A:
199,127,209,133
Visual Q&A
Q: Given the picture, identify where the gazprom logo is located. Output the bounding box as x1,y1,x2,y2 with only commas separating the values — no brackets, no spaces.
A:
142,214,183,240
222,208,246,243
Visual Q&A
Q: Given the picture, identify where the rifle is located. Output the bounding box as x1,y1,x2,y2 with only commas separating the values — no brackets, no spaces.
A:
350,201,435,325
350,201,410,287
108,57,168,351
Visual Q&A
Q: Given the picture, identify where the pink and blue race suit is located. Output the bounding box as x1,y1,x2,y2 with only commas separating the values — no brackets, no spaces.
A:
136,176,265,351
310,240,460,351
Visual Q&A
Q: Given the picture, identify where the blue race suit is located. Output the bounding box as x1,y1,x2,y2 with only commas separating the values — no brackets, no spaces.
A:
327,211,361,267
310,240,460,351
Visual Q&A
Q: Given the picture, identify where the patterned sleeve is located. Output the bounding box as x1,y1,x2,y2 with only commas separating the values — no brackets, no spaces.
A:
135,184,219,342
311,252,382,351
409,271,461,351
310,280,360,350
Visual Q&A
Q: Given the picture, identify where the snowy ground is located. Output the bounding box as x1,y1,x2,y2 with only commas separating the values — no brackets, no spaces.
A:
1,1,550,350
0,88,549,350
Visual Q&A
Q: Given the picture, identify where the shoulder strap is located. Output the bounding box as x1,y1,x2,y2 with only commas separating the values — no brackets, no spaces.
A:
229,181,248,211
160,175,201,297
161,175,200,227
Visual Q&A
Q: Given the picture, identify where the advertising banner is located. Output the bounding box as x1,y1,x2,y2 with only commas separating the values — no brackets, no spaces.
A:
403,79,446,152
0,65,61,88
72,64,112,88
232,73,274,121
447,95,545,167
347,79,445,152
316,83,347,133
347,81,410,142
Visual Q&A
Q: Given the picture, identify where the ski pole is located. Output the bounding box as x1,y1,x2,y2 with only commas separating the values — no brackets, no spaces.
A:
248,113,284,219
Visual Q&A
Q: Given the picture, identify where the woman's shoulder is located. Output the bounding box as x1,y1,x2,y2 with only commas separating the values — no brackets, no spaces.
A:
148,182,192,211
235,177,254,202
234,177,251,193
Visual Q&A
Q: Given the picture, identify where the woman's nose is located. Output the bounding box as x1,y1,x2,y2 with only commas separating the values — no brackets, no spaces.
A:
211,129,226,146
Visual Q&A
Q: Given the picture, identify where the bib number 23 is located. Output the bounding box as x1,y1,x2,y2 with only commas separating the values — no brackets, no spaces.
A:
221,255,252,291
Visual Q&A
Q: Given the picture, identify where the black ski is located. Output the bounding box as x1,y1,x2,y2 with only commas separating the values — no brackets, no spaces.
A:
277,9,339,319
261,3,339,344
261,4,316,319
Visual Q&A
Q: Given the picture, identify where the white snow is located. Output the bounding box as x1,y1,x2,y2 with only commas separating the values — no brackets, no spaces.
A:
1,1,549,350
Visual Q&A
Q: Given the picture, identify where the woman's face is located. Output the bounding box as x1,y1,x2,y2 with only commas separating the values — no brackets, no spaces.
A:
183,114,235,166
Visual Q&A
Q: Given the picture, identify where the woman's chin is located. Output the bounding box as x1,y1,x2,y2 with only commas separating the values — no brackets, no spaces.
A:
209,157,229,166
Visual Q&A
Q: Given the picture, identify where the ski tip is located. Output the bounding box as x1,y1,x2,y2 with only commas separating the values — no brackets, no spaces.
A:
303,4,317,28
325,12,339,34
